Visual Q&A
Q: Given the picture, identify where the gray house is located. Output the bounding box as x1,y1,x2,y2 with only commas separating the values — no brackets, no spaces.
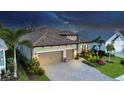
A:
19,26,89,66
78,29,124,52
0,38,8,73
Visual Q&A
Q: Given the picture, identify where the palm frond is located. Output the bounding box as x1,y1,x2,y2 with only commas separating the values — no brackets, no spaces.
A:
0,28,15,47
19,40,32,48
92,36,105,44
15,28,31,39
106,43,115,52
0,28,14,37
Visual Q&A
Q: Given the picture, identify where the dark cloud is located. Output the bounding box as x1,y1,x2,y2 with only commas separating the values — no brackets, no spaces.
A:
0,11,124,30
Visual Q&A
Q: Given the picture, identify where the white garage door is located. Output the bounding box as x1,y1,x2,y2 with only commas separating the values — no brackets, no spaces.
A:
38,51,63,66
66,49,74,60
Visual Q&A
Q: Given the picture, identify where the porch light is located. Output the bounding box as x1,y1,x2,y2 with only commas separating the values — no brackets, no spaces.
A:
0,57,3,61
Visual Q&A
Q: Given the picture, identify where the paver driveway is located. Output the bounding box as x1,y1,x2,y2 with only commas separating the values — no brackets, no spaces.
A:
43,60,115,81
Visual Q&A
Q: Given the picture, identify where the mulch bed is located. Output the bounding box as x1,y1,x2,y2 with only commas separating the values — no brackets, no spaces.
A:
27,74,40,80
1,73,19,81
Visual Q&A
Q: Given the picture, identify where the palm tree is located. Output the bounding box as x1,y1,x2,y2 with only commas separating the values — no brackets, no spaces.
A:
92,36,105,55
0,27,32,78
106,43,115,62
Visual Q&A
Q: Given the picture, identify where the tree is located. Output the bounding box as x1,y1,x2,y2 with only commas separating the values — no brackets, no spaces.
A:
0,27,32,78
106,43,115,62
92,36,105,55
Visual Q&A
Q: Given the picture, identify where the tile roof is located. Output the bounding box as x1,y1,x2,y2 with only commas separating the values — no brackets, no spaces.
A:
20,26,89,47
78,29,115,41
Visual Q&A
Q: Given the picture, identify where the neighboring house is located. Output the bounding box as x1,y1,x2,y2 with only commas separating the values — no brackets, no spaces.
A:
19,26,89,66
0,39,8,73
78,29,124,52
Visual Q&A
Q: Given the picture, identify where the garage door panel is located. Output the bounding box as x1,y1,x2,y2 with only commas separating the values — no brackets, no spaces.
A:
38,51,63,66
66,49,74,60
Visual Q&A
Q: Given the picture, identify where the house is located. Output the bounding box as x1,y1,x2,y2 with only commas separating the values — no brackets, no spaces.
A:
0,38,8,74
78,29,124,52
19,26,89,66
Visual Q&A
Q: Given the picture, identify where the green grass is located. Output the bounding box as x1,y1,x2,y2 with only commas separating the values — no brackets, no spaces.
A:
96,56,124,78
18,63,29,81
30,74,50,81
39,75,50,81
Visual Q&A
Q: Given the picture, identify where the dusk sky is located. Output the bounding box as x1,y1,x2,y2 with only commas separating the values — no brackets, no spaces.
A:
0,11,124,31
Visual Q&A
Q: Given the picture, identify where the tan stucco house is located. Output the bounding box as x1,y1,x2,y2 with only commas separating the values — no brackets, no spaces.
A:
19,26,89,66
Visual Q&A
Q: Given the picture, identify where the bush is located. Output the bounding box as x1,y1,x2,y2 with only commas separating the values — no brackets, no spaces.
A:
18,53,45,76
6,60,14,74
87,54,99,63
120,60,124,65
74,53,80,60
27,58,44,75
96,60,105,65
38,68,45,75
82,50,100,62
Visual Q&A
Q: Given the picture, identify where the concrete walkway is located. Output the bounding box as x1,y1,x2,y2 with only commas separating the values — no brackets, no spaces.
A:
115,75,124,81
43,60,115,81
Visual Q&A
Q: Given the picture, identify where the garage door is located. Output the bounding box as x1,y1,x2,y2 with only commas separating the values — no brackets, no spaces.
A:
38,51,63,66
66,49,74,60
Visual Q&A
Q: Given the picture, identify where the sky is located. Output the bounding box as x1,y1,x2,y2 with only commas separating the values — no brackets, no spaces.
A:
0,11,124,31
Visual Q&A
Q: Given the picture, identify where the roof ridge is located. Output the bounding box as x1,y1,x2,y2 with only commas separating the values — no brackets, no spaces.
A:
33,29,49,45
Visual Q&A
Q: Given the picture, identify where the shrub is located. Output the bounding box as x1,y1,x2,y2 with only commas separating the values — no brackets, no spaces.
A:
27,57,44,75
123,48,124,52
96,60,105,65
74,53,80,60
38,68,45,75
87,54,99,63
120,60,124,65
6,60,14,74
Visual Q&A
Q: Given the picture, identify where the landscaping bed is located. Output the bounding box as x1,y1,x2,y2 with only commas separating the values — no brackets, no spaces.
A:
18,54,49,81
81,50,105,67
82,60,100,67
4,50,49,81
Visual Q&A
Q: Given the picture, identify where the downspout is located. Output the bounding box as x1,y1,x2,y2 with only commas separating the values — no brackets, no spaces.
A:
76,34,79,57
30,48,32,62
0,70,1,80
3,49,6,73
76,34,79,58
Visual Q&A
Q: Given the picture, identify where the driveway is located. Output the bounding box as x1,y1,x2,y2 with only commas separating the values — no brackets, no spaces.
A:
43,60,115,81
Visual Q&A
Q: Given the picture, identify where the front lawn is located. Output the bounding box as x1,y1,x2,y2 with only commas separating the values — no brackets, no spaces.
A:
96,56,124,78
